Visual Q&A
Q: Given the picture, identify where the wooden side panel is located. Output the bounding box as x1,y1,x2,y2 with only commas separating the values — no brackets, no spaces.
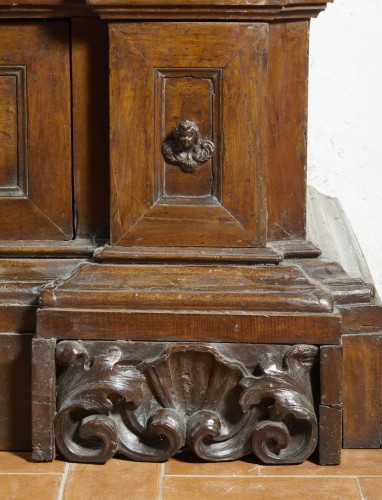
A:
222,29,267,245
109,22,268,248
267,21,309,240
343,333,382,448
0,22,72,239
71,18,109,240
32,337,56,461
319,345,342,465
0,333,32,451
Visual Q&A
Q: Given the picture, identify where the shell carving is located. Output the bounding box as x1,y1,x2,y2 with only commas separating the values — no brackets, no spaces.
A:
54,342,318,464
145,346,245,417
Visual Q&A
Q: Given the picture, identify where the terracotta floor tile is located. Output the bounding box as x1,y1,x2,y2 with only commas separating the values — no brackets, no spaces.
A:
163,476,361,500
260,449,382,477
0,473,62,500
359,478,382,500
68,456,159,474
0,452,66,473
165,454,260,476
63,459,161,500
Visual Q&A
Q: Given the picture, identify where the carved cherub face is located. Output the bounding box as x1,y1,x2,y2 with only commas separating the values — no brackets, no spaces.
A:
174,120,199,151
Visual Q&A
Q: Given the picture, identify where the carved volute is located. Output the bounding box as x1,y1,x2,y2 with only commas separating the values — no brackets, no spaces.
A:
54,341,319,464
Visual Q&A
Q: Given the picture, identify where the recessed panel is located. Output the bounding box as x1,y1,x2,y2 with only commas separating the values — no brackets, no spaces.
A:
155,69,221,201
0,67,26,197
0,23,72,240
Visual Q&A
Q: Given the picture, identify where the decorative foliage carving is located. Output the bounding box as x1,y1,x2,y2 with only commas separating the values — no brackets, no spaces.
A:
162,120,215,173
55,342,318,464
240,345,318,464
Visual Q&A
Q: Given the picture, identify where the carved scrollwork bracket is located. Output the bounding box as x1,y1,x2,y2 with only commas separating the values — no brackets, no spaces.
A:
162,120,215,173
55,342,318,464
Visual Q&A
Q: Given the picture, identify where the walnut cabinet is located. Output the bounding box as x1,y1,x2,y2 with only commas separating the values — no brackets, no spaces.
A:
0,0,381,464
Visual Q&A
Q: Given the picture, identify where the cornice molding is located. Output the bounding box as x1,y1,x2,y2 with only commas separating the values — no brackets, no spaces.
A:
0,0,332,20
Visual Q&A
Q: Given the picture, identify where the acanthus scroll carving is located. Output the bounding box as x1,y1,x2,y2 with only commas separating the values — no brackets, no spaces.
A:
162,120,215,173
55,341,318,464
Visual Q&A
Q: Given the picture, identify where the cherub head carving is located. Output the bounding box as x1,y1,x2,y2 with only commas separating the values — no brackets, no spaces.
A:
173,120,200,152
162,119,215,173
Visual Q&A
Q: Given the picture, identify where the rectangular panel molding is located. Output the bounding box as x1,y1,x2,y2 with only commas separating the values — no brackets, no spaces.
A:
0,22,72,240
0,65,27,198
109,22,268,248
155,68,222,203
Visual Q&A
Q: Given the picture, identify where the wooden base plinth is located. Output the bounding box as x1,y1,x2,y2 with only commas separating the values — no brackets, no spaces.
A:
32,261,343,465
32,338,342,465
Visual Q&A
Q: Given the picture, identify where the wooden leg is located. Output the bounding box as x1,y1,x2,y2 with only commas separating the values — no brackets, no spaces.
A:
319,345,342,465
32,337,56,461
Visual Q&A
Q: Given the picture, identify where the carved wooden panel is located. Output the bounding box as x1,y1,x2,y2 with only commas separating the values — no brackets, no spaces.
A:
49,341,318,464
0,22,72,239
109,23,268,248
158,70,220,197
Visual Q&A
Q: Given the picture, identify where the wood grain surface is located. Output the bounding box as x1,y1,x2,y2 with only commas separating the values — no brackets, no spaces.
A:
319,345,343,465
71,18,109,240
0,333,32,450
0,22,72,239
109,22,268,248
343,333,382,448
32,338,56,461
267,22,308,240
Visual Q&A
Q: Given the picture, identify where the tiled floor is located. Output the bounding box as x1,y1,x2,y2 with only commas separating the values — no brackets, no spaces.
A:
0,449,381,499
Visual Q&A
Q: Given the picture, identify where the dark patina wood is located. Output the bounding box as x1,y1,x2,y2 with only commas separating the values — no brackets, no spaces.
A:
109,21,268,250
342,333,382,448
0,0,380,468
36,263,341,346
0,22,72,240
0,259,85,332
71,18,110,241
0,333,32,450
37,340,319,464
319,346,342,465
267,21,309,240
0,259,84,451
32,338,56,461
95,245,283,264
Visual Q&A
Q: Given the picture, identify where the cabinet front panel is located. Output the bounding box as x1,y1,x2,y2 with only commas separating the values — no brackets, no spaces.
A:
0,22,72,240
110,22,268,248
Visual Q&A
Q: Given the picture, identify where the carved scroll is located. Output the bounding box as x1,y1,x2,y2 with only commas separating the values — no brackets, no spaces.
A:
162,120,215,173
55,341,318,464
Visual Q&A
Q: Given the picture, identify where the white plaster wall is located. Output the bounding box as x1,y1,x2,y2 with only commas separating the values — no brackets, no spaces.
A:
308,0,382,295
